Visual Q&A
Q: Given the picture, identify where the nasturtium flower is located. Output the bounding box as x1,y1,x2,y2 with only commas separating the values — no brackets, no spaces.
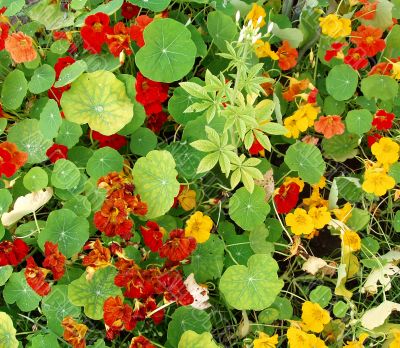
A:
130,15,153,48
80,12,111,54
129,335,155,348
274,182,300,214
314,115,345,139
4,32,37,63
303,188,328,208
343,333,369,348
185,211,213,243
24,256,51,296
159,229,197,261
319,14,351,38
103,296,136,338
253,332,278,348
308,207,331,229
277,40,298,70
324,42,346,62
355,0,377,20
286,327,311,348
371,137,399,166
0,141,28,177
43,241,66,281
106,22,132,57
0,22,9,50
350,25,385,57
332,202,352,223
82,239,112,275
62,316,88,348
284,177,305,192
121,2,140,20
389,329,400,348
367,133,382,148
140,221,165,252
342,230,361,251
255,40,279,60
285,208,314,235
301,301,331,333
344,47,369,70
284,104,320,138
91,130,127,150
46,144,68,163
282,78,309,102
0,239,29,266
312,176,326,190
177,187,196,211
362,168,395,196
246,3,267,28
372,110,395,130
156,270,194,306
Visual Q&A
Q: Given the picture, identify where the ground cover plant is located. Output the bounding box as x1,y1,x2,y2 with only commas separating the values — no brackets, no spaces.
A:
0,0,399,347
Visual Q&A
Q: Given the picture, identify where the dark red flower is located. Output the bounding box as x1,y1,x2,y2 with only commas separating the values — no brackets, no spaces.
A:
372,110,395,130
91,130,127,150
0,22,10,50
103,296,136,339
324,42,346,62
24,257,51,296
307,88,318,104
80,12,111,54
0,239,29,266
140,221,164,252
129,336,155,348
121,2,140,20
130,15,153,48
155,270,194,306
249,138,264,155
367,133,382,147
350,25,385,57
146,111,168,133
0,142,28,178
344,47,369,70
274,182,300,214
43,241,66,281
145,297,164,325
46,144,68,163
106,22,132,57
158,229,196,262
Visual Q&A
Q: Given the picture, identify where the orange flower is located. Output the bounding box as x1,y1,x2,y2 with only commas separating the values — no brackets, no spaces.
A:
277,40,298,70
82,239,112,277
62,316,88,348
283,78,310,101
24,257,51,296
42,241,66,281
103,296,136,339
314,115,345,139
350,25,385,57
4,32,37,63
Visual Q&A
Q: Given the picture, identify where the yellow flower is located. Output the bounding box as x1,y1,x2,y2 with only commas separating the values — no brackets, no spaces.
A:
362,168,395,196
332,202,352,223
255,40,279,60
371,137,399,166
285,208,314,235
185,211,213,243
319,14,352,38
343,333,368,348
308,207,331,229
246,3,266,27
287,327,311,348
389,329,400,348
284,177,305,192
253,332,278,348
312,176,326,189
342,230,361,251
301,301,331,333
303,188,328,208
308,334,328,348
284,104,320,138
178,188,196,211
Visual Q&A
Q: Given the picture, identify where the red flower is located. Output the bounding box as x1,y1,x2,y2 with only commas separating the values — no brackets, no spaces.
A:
274,182,300,214
103,296,136,339
350,25,385,57
307,88,318,104
91,130,127,150
0,239,29,266
82,239,111,271
355,0,377,20
54,56,76,79
145,297,164,325
277,40,298,70
48,56,76,104
146,111,168,133
372,110,395,130
344,47,369,70
249,138,264,155
106,22,132,57
62,317,88,348
121,2,140,20
369,62,393,76
367,133,382,147
24,257,51,296
130,15,153,47
135,72,169,116
129,336,155,348
314,115,345,139
46,144,68,163
53,31,77,54
158,229,196,262
324,42,346,62
155,270,194,306
0,142,28,178
140,221,164,252
80,12,111,54
0,22,9,50
43,241,66,280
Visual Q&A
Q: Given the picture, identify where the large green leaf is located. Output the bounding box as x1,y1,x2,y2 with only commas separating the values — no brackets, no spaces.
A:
7,119,52,164
41,285,81,336
361,75,398,101
345,109,372,135
132,150,180,219
86,147,124,180
219,254,284,310
326,64,358,101
38,209,89,258
27,0,75,30
284,142,326,184
136,19,197,83
60,71,134,135
207,11,237,52
28,64,55,94
3,271,42,311
322,133,359,162
178,331,220,348
128,0,170,11
183,235,225,282
0,312,18,348
39,99,62,139
51,159,81,190
229,186,270,231
68,267,122,320
1,70,27,110
23,167,48,192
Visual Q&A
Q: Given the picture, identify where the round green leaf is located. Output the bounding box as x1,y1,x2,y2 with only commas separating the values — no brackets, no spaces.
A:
7,119,52,164
258,308,280,324
56,120,83,148
333,301,349,318
1,70,28,110
63,195,91,217
284,142,326,184
361,75,399,101
132,150,180,219
178,331,220,348
0,265,13,286
28,64,55,94
249,224,274,254
0,189,12,216
51,159,81,190
167,307,212,347
41,285,81,335
0,312,18,348
54,60,87,88
30,333,60,348
130,127,157,156
61,71,134,135
86,147,124,180
361,237,380,257
322,133,359,162
326,64,358,101
38,209,89,258
224,232,254,267
127,0,170,11
323,96,345,115
68,267,122,320
39,99,62,139
50,39,70,54
23,167,48,192
229,186,270,231
219,254,284,310
136,19,197,83
3,271,42,311
309,285,332,308
207,11,238,52
270,296,293,320
345,109,372,135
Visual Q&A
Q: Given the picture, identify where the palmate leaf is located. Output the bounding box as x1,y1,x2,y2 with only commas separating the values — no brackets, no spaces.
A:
68,267,122,320
0,312,18,348
219,254,284,310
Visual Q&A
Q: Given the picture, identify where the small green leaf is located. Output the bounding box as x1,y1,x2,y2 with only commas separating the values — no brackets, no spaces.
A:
1,70,28,110
56,120,83,148
28,64,55,94
0,265,13,286
23,167,48,192
333,301,349,318
345,109,372,135
50,40,70,54
272,24,303,48
310,285,332,308
86,147,124,180
129,127,157,156
63,196,91,218
0,189,12,216
393,211,400,232
326,64,358,101
322,133,359,162
27,0,75,30
39,99,62,139
54,60,87,88
51,159,81,190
